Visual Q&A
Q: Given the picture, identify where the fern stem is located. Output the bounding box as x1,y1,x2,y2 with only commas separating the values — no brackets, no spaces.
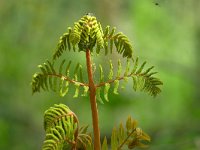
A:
86,49,101,150
96,72,143,87
47,74,88,86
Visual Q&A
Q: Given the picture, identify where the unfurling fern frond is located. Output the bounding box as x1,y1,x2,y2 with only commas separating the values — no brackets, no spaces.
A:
31,60,89,98
42,104,78,150
43,104,92,150
96,57,163,102
102,116,151,150
53,14,133,61
77,125,92,149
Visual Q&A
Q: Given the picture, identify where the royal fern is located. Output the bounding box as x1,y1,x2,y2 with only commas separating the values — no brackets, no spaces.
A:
31,13,163,150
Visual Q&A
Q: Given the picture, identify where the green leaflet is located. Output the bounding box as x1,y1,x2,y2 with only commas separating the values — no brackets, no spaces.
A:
104,83,110,102
136,61,146,74
117,59,122,77
131,57,138,74
79,65,83,82
102,137,108,150
96,87,104,104
59,59,66,75
132,76,137,91
121,76,128,89
59,77,69,97
111,127,118,150
108,60,113,80
81,86,89,97
73,83,80,98
118,123,125,145
99,64,104,82
113,80,119,94
124,58,130,76
65,60,72,76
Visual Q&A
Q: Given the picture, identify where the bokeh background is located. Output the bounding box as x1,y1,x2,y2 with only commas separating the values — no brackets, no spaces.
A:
0,0,200,149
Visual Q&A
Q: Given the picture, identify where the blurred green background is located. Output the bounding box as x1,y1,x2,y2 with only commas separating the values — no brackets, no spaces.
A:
0,0,200,149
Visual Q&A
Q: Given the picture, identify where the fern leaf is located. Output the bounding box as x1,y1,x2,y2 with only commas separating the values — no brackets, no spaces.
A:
118,123,125,145
99,64,104,82
113,80,119,94
73,83,80,98
42,104,79,150
53,28,72,60
117,59,122,77
113,32,133,58
96,87,104,104
136,61,146,74
131,57,138,74
124,58,130,76
59,77,69,97
65,60,72,76
111,127,118,150
102,137,108,150
104,83,110,102
31,60,88,98
109,116,151,150
108,60,114,80
81,86,89,97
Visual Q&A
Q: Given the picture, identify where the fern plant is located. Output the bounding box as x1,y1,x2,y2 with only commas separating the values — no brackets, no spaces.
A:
31,13,163,150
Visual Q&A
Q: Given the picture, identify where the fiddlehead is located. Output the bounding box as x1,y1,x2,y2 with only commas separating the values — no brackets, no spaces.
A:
53,14,104,60
52,14,133,61
42,104,92,150
101,116,151,150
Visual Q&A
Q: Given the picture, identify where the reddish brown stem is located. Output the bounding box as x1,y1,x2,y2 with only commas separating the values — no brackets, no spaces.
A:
86,49,101,150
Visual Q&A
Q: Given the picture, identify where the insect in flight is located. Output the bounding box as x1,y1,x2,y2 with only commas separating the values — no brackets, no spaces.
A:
153,1,160,6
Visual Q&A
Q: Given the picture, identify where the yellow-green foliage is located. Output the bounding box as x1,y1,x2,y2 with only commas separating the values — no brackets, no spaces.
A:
52,14,133,60
42,104,92,150
101,116,151,150
31,14,163,150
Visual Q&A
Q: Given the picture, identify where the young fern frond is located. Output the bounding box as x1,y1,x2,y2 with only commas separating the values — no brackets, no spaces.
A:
43,104,92,150
96,57,163,102
32,14,163,150
103,26,133,58
42,104,78,150
53,28,72,60
31,60,89,98
101,116,151,150
53,14,133,62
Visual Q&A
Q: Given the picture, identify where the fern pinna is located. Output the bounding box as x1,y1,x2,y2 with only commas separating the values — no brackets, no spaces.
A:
31,14,163,150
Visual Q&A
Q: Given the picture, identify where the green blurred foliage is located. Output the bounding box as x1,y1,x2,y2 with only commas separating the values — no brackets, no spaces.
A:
0,0,200,149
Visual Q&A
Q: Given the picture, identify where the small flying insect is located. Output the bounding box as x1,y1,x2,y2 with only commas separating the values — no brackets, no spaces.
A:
154,1,160,6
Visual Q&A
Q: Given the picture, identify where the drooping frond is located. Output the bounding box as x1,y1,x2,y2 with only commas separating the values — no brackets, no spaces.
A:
53,28,72,60
76,125,92,149
31,60,89,98
42,104,92,150
95,57,163,102
102,26,133,58
101,116,151,150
